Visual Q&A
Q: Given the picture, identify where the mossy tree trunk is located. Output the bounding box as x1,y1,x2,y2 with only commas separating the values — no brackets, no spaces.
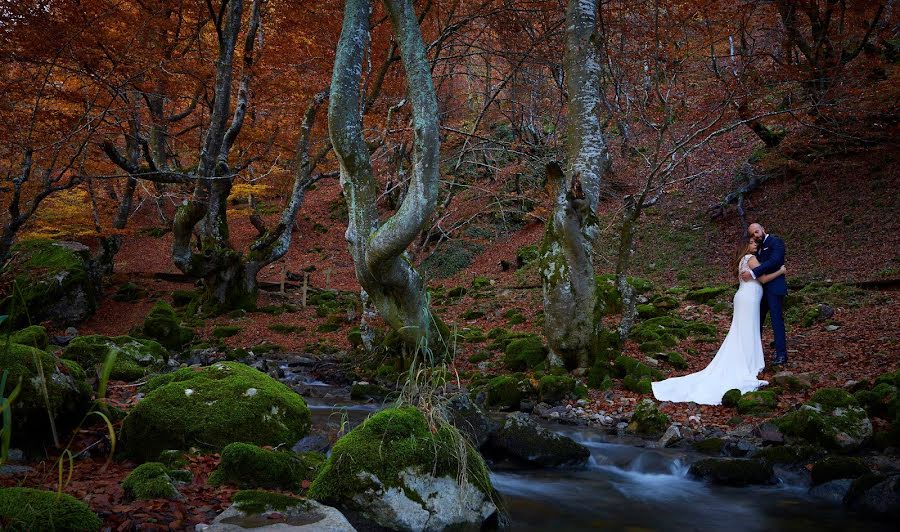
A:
540,0,609,370
330,0,448,362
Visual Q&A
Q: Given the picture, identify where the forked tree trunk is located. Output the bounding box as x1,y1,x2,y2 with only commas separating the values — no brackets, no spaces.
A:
540,0,609,369
330,0,448,363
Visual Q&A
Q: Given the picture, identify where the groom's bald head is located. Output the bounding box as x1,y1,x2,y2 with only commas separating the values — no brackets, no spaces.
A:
748,223,765,242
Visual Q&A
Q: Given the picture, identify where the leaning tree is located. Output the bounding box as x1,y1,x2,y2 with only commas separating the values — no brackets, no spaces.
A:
330,0,449,362
539,0,610,369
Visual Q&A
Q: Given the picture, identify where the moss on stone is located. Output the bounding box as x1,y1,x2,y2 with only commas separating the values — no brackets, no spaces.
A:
8,325,49,349
623,375,652,394
350,382,391,401
629,399,669,437
122,462,178,500
538,375,576,403
692,438,725,455
0,343,91,448
751,445,818,465
232,490,310,515
636,304,667,319
120,362,310,460
688,458,775,486
209,442,323,490
722,389,742,407
685,286,729,304
810,456,870,485
613,355,663,380
62,335,167,381
141,301,194,350
503,334,547,371
772,404,871,450
212,325,242,338
468,351,490,364
737,391,777,415
485,376,523,410
308,407,494,507
0,487,101,531
809,388,858,410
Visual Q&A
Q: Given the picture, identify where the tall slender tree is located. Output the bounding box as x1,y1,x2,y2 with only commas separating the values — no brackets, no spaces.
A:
330,0,448,363
540,0,609,369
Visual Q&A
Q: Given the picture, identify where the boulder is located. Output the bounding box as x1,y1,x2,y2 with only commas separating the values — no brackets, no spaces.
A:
308,407,498,531
122,462,180,500
62,335,167,381
120,362,311,461
0,240,101,328
209,442,323,490
737,391,777,415
721,388,741,408
810,479,853,504
205,490,355,532
140,301,194,350
657,424,683,448
844,474,900,518
773,388,872,450
503,335,547,371
8,326,49,350
488,412,590,467
0,343,91,449
484,375,527,411
753,422,784,444
0,487,101,531
687,458,776,486
771,371,813,391
443,393,493,448
538,375,576,404
628,399,670,438
811,456,870,486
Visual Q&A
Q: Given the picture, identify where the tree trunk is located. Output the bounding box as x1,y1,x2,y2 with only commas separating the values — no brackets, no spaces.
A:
330,0,448,363
540,0,609,369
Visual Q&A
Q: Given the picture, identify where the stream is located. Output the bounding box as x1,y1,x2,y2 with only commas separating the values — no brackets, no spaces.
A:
280,361,893,532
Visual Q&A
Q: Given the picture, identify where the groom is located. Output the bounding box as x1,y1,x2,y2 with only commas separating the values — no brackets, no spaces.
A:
741,223,788,365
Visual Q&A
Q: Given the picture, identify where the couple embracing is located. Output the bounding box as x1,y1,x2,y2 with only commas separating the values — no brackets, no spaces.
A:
652,223,788,405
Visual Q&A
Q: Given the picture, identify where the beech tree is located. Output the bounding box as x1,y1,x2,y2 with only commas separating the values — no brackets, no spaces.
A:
540,0,609,369
330,0,448,361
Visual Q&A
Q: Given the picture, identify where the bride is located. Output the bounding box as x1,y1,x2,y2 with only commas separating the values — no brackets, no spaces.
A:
651,240,786,405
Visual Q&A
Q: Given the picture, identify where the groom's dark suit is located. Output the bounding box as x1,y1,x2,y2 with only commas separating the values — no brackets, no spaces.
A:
752,234,788,362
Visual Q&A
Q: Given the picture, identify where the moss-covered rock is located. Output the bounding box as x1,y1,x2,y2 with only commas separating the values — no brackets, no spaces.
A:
7,325,49,350
628,399,669,437
855,382,898,420
0,343,91,448
62,335,167,381
773,394,872,451
623,374,652,394
692,438,725,455
687,458,775,486
484,376,523,411
658,351,687,370
141,301,194,350
122,462,179,500
0,487,101,531
737,391,777,415
209,442,323,490
308,407,498,531
350,382,392,401
538,375,576,403
810,456,870,486
503,334,547,371
843,474,900,517
0,239,100,329
120,362,310,460
613,355,663,380
722,389,742,407
751,445,819,466
487,412,590,467
685,285,729,304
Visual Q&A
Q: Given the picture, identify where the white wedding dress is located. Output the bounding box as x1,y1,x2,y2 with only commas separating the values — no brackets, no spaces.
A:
651,255,768,405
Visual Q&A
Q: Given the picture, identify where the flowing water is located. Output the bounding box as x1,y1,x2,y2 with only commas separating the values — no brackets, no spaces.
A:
280,362,892,532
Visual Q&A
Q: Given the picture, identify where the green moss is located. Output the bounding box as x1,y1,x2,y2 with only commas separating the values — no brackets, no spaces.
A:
122,462,177,500
660,352,687,370
232,490,310,515
613,355,663,380
810,456,870,485
171,290,198,307
737,391,777,415
809,388,858,410
420,240,484,279
120,362,311,460
854,382,897,419
461,309,485,320
468,351,490,364
0,487,101,531
308,407,494,507
772,404,871,450
505,309,525,325
722,389,742,407
0,343,91,448
623,375,652,394
692,438,725,455
250,341,283,354
751,445,818,465
142,301,194,350
593,274,623,318
471,276,491,289
0,239,98,329
538,375,576,403
636,304,667,319
629,399,669,437
213,325,242,338
209,442,323,490
62,335,167,381
503,334,547,371
685,286,729,304
485,376,523,410
516,245,540,269
158,450,188,469
350,382,391,401
7,325,49,349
